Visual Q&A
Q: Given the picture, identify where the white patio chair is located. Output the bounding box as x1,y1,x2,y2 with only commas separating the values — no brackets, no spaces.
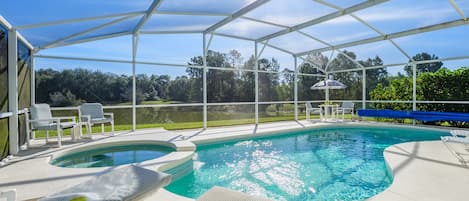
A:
442,130,469,144
441,135,469,163
26,104,77,147
79,103,115,137
450,130,469,138
0,189,16,201
335,101,355,121
305,102,323,121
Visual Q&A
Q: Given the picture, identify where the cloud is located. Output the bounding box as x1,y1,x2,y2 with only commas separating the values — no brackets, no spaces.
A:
323,31,376,44
217,19,282,38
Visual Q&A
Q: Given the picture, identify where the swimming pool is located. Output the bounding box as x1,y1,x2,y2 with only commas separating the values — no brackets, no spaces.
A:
165,126,448,201
51,144,174,168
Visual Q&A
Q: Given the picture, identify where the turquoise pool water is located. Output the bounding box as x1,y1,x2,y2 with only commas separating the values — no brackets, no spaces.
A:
165,126,447,201
51,144,173,168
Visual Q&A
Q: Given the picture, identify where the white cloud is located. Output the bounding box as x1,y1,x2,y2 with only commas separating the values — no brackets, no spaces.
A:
323,31,376,44
217,19,281,38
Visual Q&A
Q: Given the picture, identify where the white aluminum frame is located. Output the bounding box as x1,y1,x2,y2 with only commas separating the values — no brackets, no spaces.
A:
8,29,19,154
0,0,468,152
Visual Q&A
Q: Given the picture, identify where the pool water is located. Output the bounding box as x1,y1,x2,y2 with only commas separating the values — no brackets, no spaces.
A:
165,126,447,201
51,144,173,168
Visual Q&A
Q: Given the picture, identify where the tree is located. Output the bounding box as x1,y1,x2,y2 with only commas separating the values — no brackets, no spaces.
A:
227,49,243,69
258,58,280,102
404,52,443,76
49,90,83,107
359,56,387,99
168,76,192,102
328,51,361,100
298,53,326,101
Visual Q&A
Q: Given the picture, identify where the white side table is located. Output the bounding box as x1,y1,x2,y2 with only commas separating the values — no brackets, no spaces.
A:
319,104,339,122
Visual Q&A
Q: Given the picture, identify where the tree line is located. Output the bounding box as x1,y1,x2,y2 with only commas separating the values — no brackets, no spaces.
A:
36,50,468,119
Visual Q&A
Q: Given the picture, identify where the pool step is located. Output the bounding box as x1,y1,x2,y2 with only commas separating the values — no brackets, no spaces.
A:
164,159,194,182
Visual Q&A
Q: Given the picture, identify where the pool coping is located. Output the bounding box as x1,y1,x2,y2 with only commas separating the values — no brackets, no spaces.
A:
165,122,467,201
48,139,195,172
369,140,469,201
159,121,463,201
0,120,467,201
0,131,197,200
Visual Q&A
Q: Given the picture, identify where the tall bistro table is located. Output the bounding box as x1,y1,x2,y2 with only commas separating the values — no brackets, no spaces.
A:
319,104,339,122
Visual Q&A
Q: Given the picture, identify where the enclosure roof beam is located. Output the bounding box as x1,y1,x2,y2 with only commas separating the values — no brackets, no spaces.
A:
259,41,295,56
212,32,255,41
204,0,271,33
257,40,269,58
352,14,414,61
297,30,365,70
140,30,203,34
155,10,231,17
240,16,289,28
328,54,469,73
207,33,303,62
38,16,134,50
239,13,363,70
298,56,326,74
448,0,468,21
296,19,467,57
15,11,144,30
256,0,389,42
35,31,132,52
133,0,164,34
312,0,413,62
15,10,232,31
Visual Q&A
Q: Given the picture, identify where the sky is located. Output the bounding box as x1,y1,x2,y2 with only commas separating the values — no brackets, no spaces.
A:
2,0,469,78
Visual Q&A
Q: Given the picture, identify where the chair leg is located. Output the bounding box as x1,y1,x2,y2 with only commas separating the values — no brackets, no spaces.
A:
86,124,91,135
57,127,62,148
73,126,79,141
78,123,82,139
71,126,75,141
111,121,115,136
86,123,93,139
26,129,31,147
45,131,49,143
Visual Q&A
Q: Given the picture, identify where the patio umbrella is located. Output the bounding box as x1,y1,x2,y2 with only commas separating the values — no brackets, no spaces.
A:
310,79,347,90
310,79,347,101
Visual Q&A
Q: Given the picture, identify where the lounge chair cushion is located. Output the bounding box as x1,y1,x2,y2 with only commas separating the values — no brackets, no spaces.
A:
197,186,273,201
38,165,172,201
89,117,113,124
34,122,76,131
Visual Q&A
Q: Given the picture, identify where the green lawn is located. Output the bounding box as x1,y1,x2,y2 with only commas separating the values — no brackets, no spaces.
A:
116,100,180,106
32,114,356,138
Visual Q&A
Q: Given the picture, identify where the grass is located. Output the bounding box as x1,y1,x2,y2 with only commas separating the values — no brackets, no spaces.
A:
33,114,354,139
116,100,179,106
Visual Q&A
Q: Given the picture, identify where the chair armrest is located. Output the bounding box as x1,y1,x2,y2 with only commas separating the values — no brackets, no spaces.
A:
80,115,91,122
103,113,114,119
54,116,76,122
28,118,61,123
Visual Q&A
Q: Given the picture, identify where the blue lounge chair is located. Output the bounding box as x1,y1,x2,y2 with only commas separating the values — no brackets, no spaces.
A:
357,109,413,119
358,109,469,123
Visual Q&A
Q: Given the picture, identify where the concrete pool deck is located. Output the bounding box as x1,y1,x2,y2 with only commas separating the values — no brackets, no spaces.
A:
0,120,468,201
